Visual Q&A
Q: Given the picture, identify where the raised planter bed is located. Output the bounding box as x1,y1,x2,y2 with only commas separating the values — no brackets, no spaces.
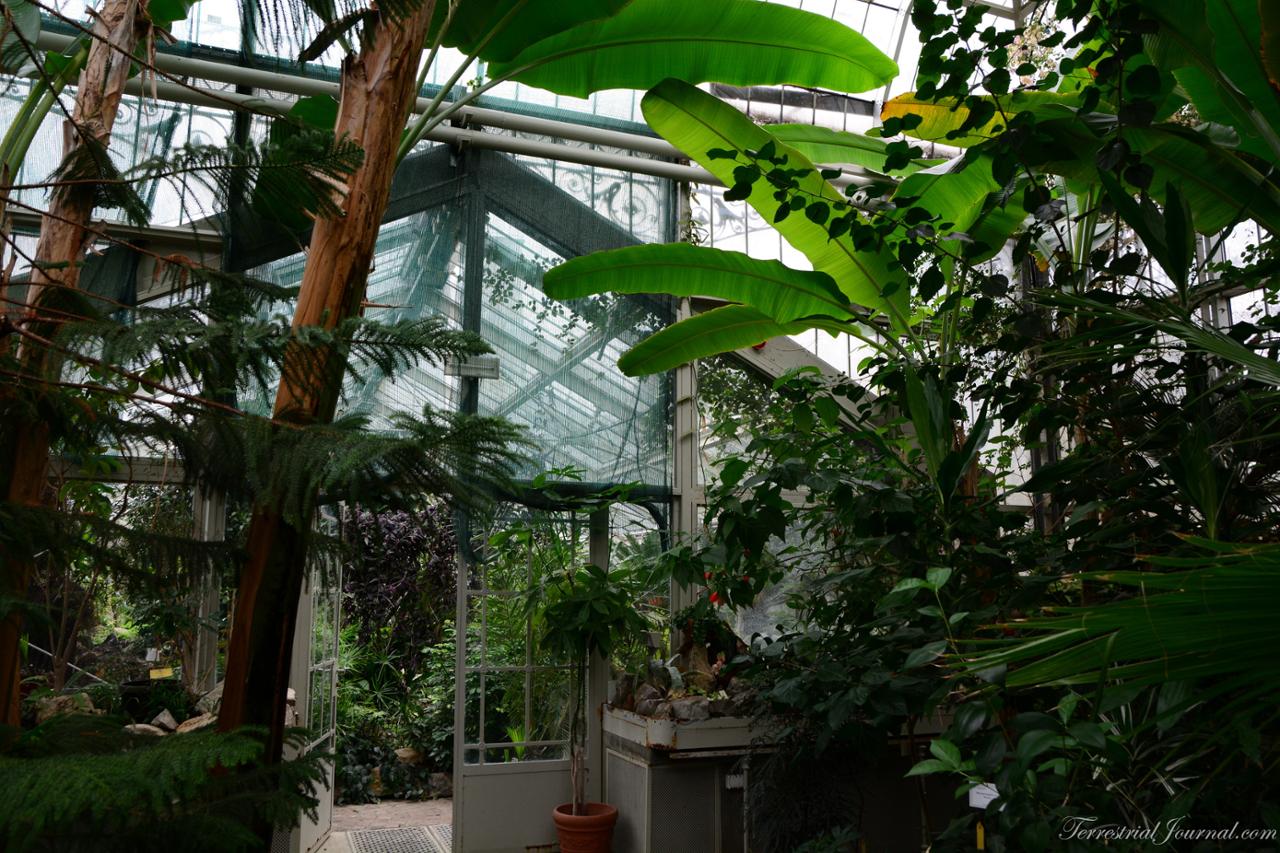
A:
602,705,760,753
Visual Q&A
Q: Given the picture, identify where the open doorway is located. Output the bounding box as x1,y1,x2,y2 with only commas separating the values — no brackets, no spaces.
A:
319,504,456,853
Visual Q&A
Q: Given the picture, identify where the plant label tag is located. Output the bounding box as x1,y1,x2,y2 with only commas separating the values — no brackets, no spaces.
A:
149,667,174,679
968,782,999,809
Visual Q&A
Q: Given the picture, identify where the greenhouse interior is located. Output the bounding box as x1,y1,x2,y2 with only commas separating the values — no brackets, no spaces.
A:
2,0,1279,851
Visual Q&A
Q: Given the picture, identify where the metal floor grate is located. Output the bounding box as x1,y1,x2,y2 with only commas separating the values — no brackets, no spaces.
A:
348,825,452,853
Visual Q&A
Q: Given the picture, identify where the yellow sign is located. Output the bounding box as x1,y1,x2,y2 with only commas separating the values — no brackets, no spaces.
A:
148,667,174,680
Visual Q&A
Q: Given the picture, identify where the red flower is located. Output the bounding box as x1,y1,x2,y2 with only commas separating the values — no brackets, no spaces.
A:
704,571,712,580
709,591,721,604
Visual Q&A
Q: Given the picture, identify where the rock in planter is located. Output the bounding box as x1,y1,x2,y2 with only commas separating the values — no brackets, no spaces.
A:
670,696,711,722
708,697,737,718
429,772,453,798
395,747,424,766
125,723,167,736
151,708,179,732
611,674,637,710
634,683,662,705
651,701,674,720
635,697,664,717
196,680,224,716
175,712,217,734
34,692,95,724
644,660,672,692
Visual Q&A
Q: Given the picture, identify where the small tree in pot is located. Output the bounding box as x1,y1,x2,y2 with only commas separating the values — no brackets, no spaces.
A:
533,561,645,851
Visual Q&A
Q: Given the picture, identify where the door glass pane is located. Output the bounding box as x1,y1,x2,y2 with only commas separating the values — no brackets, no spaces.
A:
484,596,527,667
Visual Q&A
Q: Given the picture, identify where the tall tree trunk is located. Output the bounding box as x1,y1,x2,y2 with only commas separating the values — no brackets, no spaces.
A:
217,3,435,765
0,0,148,729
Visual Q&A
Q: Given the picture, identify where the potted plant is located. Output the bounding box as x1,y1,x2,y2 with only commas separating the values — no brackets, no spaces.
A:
532,562,646,852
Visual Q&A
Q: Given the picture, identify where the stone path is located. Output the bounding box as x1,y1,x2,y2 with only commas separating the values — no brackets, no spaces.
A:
317,799,452,853
333,799,452,832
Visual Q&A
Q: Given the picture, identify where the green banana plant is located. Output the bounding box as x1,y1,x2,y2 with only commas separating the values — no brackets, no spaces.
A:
217,0,915,773
543,78,1024,376
396,0,899,162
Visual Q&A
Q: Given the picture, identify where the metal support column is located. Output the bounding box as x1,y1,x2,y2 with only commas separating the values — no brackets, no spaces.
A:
190,482,225,694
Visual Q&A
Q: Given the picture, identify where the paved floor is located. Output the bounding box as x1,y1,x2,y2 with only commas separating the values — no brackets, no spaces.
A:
334,799,452,832
318,800,453,853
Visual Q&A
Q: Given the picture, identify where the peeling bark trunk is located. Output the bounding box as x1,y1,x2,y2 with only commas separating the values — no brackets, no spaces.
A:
0,0,148,729
217,3,435,766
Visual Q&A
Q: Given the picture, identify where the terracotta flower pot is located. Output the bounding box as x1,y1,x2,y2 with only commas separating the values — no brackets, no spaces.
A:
552,802,618,853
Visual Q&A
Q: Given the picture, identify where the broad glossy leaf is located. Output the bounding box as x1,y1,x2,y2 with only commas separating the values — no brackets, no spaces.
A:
881,91,1080,147
543,243,855,323
616,304,826,376
642,79,906,321
492,0,897,98
767,124,935,176
429,0,630,64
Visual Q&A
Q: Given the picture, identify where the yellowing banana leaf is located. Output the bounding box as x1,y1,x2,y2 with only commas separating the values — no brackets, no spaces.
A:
642,78,907,323
543,243,856,323
881,91,1081,147
616,304,831,376
492,0,897,99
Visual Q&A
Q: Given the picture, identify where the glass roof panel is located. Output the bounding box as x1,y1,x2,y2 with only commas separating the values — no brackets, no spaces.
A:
478,211,670,488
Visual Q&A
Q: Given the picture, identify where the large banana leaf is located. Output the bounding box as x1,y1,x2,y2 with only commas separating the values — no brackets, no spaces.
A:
543,243,856,323
427,0,630,64
881,91,1081,147
890,154,1001,236
766,124,937,176
964,186,1028,263
1141,0,1280,164
1124,126,1280,235
491,0,897,98
616,304,830,376
642,79,906,322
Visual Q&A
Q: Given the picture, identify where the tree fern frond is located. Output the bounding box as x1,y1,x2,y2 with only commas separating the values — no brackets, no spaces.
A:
0,717,326,853
339,316,491,380
47,136,150,227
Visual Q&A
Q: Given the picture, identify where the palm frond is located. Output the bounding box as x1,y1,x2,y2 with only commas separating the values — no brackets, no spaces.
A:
964,540,1280,698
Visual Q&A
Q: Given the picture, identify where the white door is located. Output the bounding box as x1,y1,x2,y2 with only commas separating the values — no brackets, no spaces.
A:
280,521,341,853
452,506,612,853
